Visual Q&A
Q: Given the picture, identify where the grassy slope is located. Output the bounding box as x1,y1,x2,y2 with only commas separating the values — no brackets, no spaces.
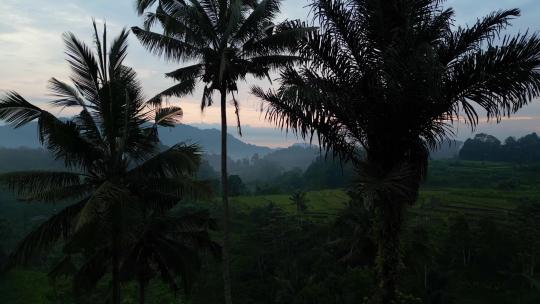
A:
231,160,540,225
231,189,349,213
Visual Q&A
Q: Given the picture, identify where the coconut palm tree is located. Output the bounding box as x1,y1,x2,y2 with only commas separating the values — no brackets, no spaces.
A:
132,1,314,302
253,0,540,302
0,22,209,304
61,207,220,304
119,209,221,304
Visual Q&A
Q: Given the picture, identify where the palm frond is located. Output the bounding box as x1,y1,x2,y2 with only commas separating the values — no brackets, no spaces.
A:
0,171,83,201
48,78,88,109
4,198,88,268
0,92,44,128
447,33,540,127
131,27,200,62
38,117,100,169
109,28,130,76
244,21,316,56
73,108,103,145
128,144,202,180
75,182,131,231
147,79,196,106
136,0,159,15
165,64,203,81
440,8,521,64
25,184,94,203
234,0,281,43
138,177,213,203
200,85,214,110
231,92,242,136
249,54,303,70
153,4,204,43
155,106,184,127
92,19,108,85
63,32,101,103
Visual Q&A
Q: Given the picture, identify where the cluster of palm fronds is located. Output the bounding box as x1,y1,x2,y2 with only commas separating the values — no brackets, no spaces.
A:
252,0,540,302
2,1,540,304
0,21,219,303
132,2,316,303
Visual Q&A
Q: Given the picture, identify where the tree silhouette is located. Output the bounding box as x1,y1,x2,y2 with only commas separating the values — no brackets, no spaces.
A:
0,22,209,304
132,1,314,302
60,208,221,304
289,191,308,225
253,0,540,302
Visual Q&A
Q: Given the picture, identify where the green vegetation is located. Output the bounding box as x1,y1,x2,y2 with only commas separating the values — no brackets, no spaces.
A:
0,23,215,304
132,2,314,301
2,160,540,303
1,0,540,304
254,0,540,302
460,133,540,162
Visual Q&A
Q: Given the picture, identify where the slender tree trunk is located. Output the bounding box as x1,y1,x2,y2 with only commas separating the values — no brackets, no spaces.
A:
424,264,428,290
112,230,120,304
112,203,121,304
139,278,146,304
220,87,233,304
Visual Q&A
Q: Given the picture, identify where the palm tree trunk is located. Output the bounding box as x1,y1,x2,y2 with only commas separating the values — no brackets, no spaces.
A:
139,278,146,304
374,198,406,304
220,87,233,304
112,203,121,304
112,231,120,304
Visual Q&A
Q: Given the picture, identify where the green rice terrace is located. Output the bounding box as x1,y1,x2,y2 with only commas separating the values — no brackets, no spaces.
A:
229,160,540,224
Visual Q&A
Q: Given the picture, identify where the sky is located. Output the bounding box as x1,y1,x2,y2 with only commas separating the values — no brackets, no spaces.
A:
1,0,540,147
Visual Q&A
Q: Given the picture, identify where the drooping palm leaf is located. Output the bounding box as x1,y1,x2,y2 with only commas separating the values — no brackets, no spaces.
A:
128,144,202,179
0,171,86,202
4,198,88,268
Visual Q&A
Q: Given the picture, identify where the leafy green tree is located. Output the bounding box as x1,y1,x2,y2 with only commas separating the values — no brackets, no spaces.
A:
64,208,220,304
459,134,502,161
0,22,208,304
290,191,308,225
132,1,314,302
253,0,540,302
228,175,245,196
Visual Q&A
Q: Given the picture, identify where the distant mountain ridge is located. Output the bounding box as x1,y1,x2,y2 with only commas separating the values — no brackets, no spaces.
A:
0,123,272,160
0,122,462,161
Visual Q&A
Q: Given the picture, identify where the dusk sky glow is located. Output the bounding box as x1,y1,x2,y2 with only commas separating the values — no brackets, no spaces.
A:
1,0,540,147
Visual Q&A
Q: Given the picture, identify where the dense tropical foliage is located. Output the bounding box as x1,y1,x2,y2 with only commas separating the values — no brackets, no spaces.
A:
0,23,217,304
460,132,540,162
1,0,540,304
253,0,540,302
131,1,314,302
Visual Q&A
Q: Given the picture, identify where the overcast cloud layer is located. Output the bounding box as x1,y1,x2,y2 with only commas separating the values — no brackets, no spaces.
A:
1,0,540,147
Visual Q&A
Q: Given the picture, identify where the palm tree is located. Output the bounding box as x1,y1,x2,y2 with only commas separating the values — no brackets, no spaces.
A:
132,1,314,302
121,210,220,304
289,191,308,225
63,207,220,304
0,22,208,304
253,0,540,302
